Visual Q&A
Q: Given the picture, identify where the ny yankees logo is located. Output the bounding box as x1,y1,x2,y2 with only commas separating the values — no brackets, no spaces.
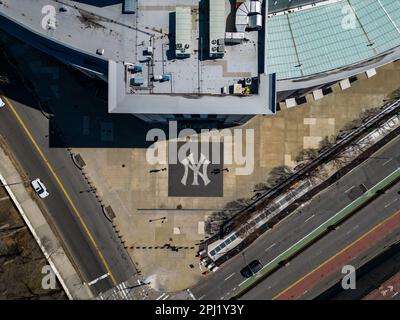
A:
181,153,211,186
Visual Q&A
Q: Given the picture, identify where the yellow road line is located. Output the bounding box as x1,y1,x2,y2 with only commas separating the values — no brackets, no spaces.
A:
272,209,400,300
2,96,117,286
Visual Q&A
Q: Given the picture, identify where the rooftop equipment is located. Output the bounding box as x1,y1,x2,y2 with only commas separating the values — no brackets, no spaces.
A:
133,65,143,73
130,74,144,86
233,83,243,94
123,0,137,14
175,7,192,58
209,0,226,58
235,0,263,32
248,14,263,30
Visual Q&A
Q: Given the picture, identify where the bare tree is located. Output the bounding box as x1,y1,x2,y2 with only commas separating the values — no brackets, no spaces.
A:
204,198,252,236
341,118,362,133
319,135,336,151
296,149,319,162
253,182,271,192
387,88,400,101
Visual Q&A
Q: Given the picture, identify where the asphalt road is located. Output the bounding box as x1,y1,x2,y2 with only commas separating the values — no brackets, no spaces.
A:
189,135,400,300
0,91,137,294
241,186,400,299
314,236,400,300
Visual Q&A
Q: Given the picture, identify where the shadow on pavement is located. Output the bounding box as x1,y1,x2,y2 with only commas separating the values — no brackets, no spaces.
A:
0,28,234,149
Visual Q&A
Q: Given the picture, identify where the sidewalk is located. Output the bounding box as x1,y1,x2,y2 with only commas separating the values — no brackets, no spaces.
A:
0,147,93,300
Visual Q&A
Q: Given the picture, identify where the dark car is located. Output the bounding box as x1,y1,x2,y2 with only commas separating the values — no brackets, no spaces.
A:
240,260,263,278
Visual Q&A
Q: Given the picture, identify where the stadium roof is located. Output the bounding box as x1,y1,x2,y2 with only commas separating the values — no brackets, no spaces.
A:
267,0,400,80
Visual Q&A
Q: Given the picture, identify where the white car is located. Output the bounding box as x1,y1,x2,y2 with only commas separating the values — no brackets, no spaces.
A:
31,178,49,199
0,97,5,108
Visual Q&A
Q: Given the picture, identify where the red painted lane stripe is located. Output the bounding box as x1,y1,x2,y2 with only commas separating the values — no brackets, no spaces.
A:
363,272,400,300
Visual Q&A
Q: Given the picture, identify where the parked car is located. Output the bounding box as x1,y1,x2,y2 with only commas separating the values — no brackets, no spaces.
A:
0,97,5,108
240,259,263,278
31,178,49,199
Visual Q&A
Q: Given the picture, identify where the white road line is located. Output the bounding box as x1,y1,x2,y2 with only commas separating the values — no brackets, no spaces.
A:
87,272,110,286
121,282,129,299
0,196,10,201
304,214,315,224
156,293,166,300
187,289,196,300
346,225,359,235
383,158,393,166
239,279,248,287
198,294,205,300
384,199,398,208
224,273,236,281
162,294,170,300
265,243,277,252
345,186,355,193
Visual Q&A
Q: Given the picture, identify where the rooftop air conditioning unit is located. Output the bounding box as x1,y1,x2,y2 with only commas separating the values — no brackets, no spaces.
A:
176,43,183,49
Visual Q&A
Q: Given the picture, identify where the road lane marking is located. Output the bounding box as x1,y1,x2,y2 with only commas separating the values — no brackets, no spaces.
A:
272,209,400,300
88,272,110,286
2,96,118,286
224,273,236,281
346,224,359,235
383,158,393,166
345,186,355,193
265,243,277,252
384,199,398,208
187,289,196,300
239,279,248,287
198,294,205,300
156,293,166,300
304,214,315,224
